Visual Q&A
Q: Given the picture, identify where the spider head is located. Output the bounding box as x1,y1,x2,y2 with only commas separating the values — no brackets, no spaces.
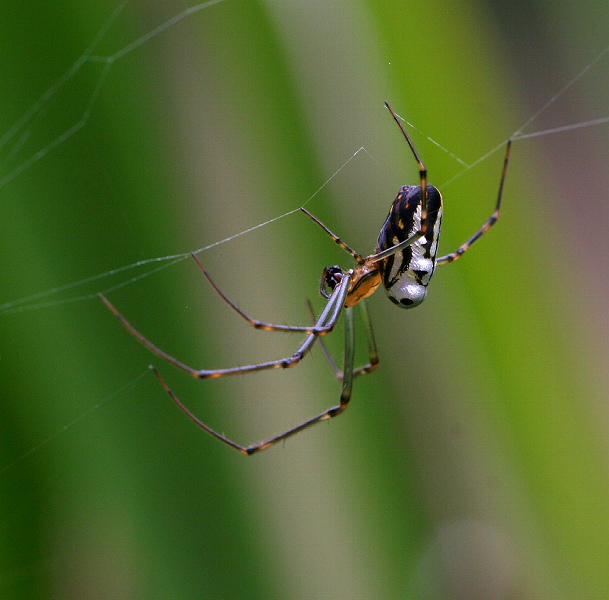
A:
321,263,382,307
320,265,344,299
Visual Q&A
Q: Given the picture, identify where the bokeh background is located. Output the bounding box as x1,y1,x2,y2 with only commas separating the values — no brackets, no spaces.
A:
2,1,609,598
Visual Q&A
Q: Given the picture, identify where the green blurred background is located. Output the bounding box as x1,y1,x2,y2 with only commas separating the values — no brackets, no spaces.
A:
1,1,609,598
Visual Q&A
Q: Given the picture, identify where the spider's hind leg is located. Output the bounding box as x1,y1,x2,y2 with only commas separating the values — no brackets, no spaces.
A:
306,299,379,381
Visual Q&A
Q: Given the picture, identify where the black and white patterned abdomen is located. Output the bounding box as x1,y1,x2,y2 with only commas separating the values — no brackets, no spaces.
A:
377,184,443,308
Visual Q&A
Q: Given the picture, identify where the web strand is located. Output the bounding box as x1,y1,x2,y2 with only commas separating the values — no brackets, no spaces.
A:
1,1,607,313
0,0,231,192
0,146,370,315
0,371,149,476
1,1,609,475
398,42,609,189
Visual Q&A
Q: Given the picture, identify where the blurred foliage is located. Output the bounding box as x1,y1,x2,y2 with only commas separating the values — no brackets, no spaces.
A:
1,1,609,598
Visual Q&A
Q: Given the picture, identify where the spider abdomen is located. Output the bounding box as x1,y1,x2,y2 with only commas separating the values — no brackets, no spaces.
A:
377,184,443,308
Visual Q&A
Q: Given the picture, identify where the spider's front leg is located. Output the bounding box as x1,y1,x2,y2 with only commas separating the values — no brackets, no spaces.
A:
98,268,352,380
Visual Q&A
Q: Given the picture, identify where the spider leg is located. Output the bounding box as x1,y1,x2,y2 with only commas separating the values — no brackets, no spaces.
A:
300,208,365,263
436,140,512,265
301,200,425,268
357,300,379,376
190,252,336,335
308,299,378,380
98,272,351,380
306,298,341,375
152,306,358,455
385,101,429,238
364,228,425,263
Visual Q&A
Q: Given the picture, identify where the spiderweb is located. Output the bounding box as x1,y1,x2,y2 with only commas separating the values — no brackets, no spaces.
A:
1,0,609,474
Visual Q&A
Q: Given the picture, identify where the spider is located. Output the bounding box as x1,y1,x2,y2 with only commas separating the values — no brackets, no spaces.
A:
99,102,511,455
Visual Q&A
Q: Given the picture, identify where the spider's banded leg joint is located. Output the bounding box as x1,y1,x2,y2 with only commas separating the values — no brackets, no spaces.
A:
301,208,365,264
435,137,511,266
